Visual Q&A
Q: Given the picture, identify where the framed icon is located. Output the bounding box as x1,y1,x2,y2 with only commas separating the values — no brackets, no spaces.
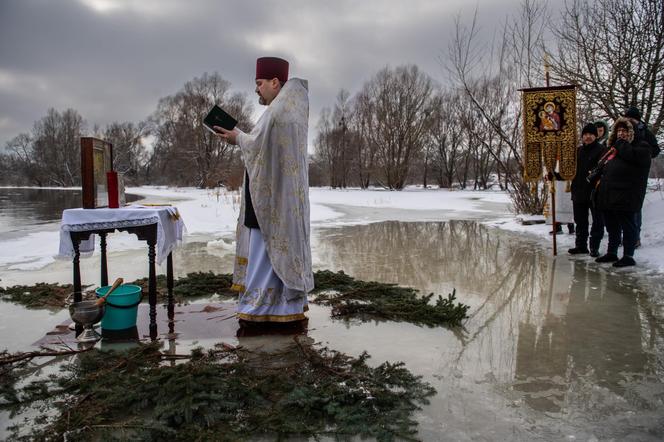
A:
81,137,113,208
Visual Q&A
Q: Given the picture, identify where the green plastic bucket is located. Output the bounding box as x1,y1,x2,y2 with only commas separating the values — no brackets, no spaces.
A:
95,284,142,331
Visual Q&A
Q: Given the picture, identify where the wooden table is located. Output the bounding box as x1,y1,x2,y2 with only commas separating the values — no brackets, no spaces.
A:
60,207,184,340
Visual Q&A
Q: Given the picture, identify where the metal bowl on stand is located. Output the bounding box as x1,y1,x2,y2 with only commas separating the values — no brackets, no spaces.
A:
67,278,122,342
69,300,105,343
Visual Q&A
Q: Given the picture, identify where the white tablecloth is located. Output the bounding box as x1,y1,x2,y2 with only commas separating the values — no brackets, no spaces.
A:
58,206,186,265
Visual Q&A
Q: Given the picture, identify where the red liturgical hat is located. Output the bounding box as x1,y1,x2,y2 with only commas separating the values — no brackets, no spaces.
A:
256,57,289,82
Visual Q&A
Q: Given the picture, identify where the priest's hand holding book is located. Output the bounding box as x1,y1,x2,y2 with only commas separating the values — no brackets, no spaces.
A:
203,104,239,145
214,126,239,145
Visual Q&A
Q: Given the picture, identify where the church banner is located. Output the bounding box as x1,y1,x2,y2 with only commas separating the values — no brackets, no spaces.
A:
521,85,577,181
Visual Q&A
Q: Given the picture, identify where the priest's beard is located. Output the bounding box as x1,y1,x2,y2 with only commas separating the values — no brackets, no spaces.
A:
258,94,267,106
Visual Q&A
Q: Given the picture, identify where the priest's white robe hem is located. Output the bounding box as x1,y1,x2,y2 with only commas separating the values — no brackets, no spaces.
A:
236,228,308,322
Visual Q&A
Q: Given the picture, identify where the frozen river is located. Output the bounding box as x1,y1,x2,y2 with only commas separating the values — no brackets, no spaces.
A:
1,188,664,440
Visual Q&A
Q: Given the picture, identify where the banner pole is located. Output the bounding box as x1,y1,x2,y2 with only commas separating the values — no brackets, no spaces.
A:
550,174,557,256
544,56,557,256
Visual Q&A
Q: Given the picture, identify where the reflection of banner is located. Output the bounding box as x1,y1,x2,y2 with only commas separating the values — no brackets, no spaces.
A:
521,85,577,181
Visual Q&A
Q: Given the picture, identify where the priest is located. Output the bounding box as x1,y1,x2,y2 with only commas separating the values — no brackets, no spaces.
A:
215,56,313,323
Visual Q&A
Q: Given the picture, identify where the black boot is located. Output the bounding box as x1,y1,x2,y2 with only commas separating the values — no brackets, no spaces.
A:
613,256,636,267
549,223,563,235
595,253,619,263
568,247,589,255
567,223,575,234
590,249,600,258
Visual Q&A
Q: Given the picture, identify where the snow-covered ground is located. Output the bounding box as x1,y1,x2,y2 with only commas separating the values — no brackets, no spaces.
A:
486,188,664,275
1,185,663,275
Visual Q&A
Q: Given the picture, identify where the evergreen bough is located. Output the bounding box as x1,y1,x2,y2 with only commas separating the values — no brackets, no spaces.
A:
312,270,469,327
0,282,74,310
1,270,469,327
1,339,436,441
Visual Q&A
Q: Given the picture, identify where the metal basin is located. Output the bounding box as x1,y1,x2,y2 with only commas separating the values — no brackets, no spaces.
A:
69,300,105,342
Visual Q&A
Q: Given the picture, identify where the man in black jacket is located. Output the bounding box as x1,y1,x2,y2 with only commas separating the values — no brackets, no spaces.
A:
568,123,607,257
594,118,651,267
623,106,660,247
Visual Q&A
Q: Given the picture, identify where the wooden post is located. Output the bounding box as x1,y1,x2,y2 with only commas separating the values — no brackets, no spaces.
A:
545,56,557,256
550,175,557,256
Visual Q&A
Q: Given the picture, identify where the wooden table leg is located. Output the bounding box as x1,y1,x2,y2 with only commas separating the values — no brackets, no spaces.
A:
148,238,157,340
100,232,108,287
167,252,174,317
71,235,83,337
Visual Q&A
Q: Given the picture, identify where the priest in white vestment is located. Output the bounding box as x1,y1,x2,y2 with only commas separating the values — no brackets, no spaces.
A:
215,57,314,323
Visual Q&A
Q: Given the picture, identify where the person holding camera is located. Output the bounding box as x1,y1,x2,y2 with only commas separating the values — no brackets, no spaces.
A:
568,123,607,257
593,118,651,267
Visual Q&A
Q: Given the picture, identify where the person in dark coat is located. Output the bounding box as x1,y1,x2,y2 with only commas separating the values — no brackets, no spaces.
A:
623,106,660,247
568,123,607,256
594,118,651,267
624,106,660,158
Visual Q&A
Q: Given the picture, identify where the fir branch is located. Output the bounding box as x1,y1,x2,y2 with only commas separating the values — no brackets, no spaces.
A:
2,339,435,441
311,270,469,327
0,344,94,367
0,270,470,327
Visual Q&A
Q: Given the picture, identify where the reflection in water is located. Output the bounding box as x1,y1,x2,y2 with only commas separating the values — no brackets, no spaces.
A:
2,218,663,439
515,260,649,412
312,221,664,435
313,220,547,299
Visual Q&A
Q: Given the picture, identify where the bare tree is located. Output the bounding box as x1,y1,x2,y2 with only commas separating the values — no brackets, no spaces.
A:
104,121,149,184
360,65,435,189
350,90,377,188
3,133,40,186
314,90,369,188
550,0,664,134
333,89,352,188
1,109,84,187
429,89,465,188
445,2,550,213
313,107,342,187
148,72,253,187
30,108,84,186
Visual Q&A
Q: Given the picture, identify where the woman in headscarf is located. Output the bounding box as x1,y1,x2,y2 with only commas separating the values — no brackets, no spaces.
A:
593,119,609,147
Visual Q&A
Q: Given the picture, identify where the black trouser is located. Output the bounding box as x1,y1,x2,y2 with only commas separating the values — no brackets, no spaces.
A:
573,201,604,250
603,210,638,257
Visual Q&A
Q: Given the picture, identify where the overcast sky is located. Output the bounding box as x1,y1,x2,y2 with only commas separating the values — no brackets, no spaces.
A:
0,0,531,151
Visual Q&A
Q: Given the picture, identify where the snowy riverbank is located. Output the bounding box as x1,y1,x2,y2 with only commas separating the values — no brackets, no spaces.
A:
0,185,663,275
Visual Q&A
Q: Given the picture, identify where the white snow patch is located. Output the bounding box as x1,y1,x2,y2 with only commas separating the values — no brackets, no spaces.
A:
0,185,661,275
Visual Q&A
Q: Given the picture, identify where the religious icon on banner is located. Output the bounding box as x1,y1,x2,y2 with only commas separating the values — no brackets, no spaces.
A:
538,101,561,132
520,85,577,182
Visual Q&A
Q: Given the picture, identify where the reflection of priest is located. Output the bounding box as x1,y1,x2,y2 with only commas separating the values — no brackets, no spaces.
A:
215,57,313,323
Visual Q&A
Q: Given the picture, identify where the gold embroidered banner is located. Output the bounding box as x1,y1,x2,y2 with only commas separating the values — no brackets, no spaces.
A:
521,85,577,181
